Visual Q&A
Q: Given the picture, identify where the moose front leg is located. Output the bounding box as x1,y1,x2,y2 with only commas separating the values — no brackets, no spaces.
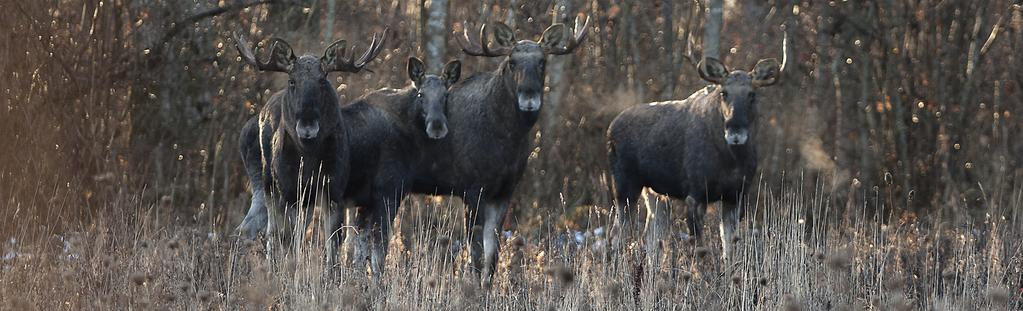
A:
685,196,706,240
321,172,346,277
480,199,509,287
265,192,293,268
643,190,671,269
238,188,268,240
720,198,742,261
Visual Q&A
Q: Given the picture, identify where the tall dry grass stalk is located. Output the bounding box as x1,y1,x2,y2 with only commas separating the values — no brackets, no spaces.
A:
1,177,1019,310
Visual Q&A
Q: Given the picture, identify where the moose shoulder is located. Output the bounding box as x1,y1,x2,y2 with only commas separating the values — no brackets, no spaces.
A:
607,57,780,261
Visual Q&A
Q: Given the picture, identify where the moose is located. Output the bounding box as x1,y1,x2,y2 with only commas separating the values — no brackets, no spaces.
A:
237,56,461,275
401,16,588,285
233,30,386,269
607,57,781,261
340,57,461,274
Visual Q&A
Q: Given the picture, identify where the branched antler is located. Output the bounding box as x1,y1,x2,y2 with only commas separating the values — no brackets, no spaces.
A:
322,28,389,73
234,33,294,72
458,22,513,57
545,15,590,55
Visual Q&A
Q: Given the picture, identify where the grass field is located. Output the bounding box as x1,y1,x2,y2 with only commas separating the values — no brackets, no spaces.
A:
2,179,1020,310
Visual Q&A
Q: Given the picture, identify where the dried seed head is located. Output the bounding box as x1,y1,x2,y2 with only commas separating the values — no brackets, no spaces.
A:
604,281,624,297
426,277,437,288
681,271,693,282
545,265,575,285
825,248,852,270
129,272,149,286
139,241,150,249
731,275,742,285
460,280,478,298
341,289,358,305
987,287,1009,304
558,267,575,285
883,276,905,292
511,236,526,248
168,239,180,250
656,281,671,294
437,236,450,248
941,268,956,280
891,295,913,311
731,235,740,243
757,276,769,286
197,290,212,303
695,247,709,258
782,295,802,311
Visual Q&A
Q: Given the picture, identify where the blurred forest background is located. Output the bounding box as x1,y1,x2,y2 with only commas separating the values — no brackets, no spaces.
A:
2,0,1022,233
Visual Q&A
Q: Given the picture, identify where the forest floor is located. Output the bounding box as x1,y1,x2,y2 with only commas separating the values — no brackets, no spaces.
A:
1,184,1021,310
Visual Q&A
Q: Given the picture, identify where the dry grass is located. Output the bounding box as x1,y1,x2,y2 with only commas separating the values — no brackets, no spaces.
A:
2,181,1020,310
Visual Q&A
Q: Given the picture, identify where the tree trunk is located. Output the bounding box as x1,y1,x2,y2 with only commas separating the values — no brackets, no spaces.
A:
623,1,645,99
506,0,518,29
424,0,449,71
324,0,336,42
659,0,676,99
703,0,723,59
543,0,573,131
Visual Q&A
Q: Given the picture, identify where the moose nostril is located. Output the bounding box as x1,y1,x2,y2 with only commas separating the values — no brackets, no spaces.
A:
426,121,448,139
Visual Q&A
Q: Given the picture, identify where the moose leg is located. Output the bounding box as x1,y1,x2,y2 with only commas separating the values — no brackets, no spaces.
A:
265,195,293,267
643,190,671,269
611,164,641,252
685,196,706,240
345,206,371,275
720,200,741,261
236,118,267,239
321,166,346,277
321,199,343,274
480,200,508,287
238,189,269,240
368,194,400,277
463,195,485,279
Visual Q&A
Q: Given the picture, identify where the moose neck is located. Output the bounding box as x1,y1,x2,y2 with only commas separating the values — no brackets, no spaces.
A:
391,85,419,124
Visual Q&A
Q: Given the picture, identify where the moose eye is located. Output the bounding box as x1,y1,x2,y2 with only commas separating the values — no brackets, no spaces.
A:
288,79,295,86
417,93,424,98
720,91,728,100
749,93,756,101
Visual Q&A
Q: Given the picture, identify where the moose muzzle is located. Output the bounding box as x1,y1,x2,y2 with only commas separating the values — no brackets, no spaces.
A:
296,120,320,140
724,128,749,146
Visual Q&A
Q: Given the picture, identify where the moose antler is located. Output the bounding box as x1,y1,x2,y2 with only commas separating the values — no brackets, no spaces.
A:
458,22,513,57
322,28,389,73
233,33,294,72
545,15,589,55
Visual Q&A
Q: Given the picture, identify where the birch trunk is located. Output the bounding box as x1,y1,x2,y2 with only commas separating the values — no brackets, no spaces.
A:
424,0,449,72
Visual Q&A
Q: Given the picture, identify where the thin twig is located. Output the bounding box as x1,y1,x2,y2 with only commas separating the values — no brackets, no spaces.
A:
148,0,305,66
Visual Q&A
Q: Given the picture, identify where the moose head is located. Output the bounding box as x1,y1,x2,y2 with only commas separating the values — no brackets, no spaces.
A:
457,16,589,112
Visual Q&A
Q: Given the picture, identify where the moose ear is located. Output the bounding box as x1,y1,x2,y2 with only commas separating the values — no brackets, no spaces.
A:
751,58,780,87
697,57,728,84
267,38,297,70
490,22,516,47
442,60,461,87
407,57,426,87
539,24,566,51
